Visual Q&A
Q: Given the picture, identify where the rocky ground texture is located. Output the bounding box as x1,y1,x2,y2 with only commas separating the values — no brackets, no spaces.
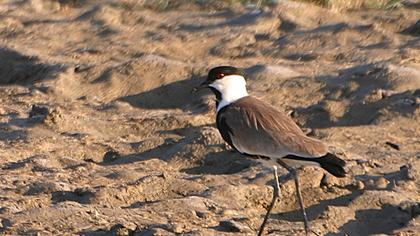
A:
0,0,419,235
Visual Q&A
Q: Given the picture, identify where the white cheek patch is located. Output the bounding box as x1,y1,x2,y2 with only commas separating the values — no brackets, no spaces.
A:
208,75,249,111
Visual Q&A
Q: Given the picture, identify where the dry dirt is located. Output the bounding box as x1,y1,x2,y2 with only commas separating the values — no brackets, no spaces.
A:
0,0,419,235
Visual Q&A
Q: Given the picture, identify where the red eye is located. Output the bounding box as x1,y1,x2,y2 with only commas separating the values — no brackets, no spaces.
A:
217,73,225,79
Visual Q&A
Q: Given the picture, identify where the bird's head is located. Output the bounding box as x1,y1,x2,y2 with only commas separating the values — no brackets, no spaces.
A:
195,66,248,105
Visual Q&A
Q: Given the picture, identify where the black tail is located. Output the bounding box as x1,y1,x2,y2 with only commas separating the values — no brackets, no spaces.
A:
315,153,346,178
282,153,347,177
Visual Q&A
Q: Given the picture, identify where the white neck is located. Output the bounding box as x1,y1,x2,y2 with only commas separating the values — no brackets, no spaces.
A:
209,75,249,112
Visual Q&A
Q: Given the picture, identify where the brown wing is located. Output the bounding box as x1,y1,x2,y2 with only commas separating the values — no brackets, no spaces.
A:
220,96,328,158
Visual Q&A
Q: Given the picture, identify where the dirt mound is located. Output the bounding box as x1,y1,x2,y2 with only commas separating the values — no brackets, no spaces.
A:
43,54,195,108
73,4,144,27
293,62,420,127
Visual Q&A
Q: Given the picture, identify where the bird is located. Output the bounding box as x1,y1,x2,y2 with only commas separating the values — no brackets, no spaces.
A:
194,66,346,236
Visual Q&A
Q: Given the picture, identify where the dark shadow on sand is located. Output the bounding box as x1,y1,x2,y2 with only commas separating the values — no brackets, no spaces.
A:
118,74,209,111
51,189,96,204
99,123,254,176
22,5,118,38
325,204,412,236
275,191,363,223
181,149,254,175
293,62,419,128
272,167,415,235
0,47,62,85
178,11,273,32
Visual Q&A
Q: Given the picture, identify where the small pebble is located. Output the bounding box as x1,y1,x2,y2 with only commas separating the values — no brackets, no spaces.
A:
195,211,208,219
103,150,121,163
109,224,131,236
385,141,400,151
365,179,375,189
375,177,389,189
222,209,238,216
376,89,397,99
218,219,250,233
321,174,337,188
355,180,365,190
0,218,12,229
368,160,382,168
170,222,185,234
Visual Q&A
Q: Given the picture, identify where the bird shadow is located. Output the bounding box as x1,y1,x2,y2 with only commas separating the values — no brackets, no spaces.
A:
271,167,415,235
274,191,363,223
181,149,255,175
272,192,413,236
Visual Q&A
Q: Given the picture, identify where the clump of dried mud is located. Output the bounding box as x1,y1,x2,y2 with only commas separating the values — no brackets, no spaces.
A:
0,0,419,235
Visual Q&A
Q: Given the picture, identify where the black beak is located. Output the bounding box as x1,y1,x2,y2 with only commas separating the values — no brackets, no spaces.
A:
192,80,209,93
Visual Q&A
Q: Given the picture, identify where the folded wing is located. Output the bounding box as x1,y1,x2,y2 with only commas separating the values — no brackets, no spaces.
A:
217,96,328,158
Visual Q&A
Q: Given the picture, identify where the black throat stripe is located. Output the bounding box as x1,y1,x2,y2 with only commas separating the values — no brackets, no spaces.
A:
209,87,222,109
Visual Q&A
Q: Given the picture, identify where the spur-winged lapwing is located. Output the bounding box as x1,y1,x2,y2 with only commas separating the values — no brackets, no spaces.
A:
195,66,346,236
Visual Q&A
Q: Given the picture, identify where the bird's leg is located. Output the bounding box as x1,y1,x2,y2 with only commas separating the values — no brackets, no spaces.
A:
293,169,310,235
276,160,310,236
257,165,281,236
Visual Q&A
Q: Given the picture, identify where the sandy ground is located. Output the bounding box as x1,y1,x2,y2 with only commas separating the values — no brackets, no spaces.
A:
0,0,419,235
